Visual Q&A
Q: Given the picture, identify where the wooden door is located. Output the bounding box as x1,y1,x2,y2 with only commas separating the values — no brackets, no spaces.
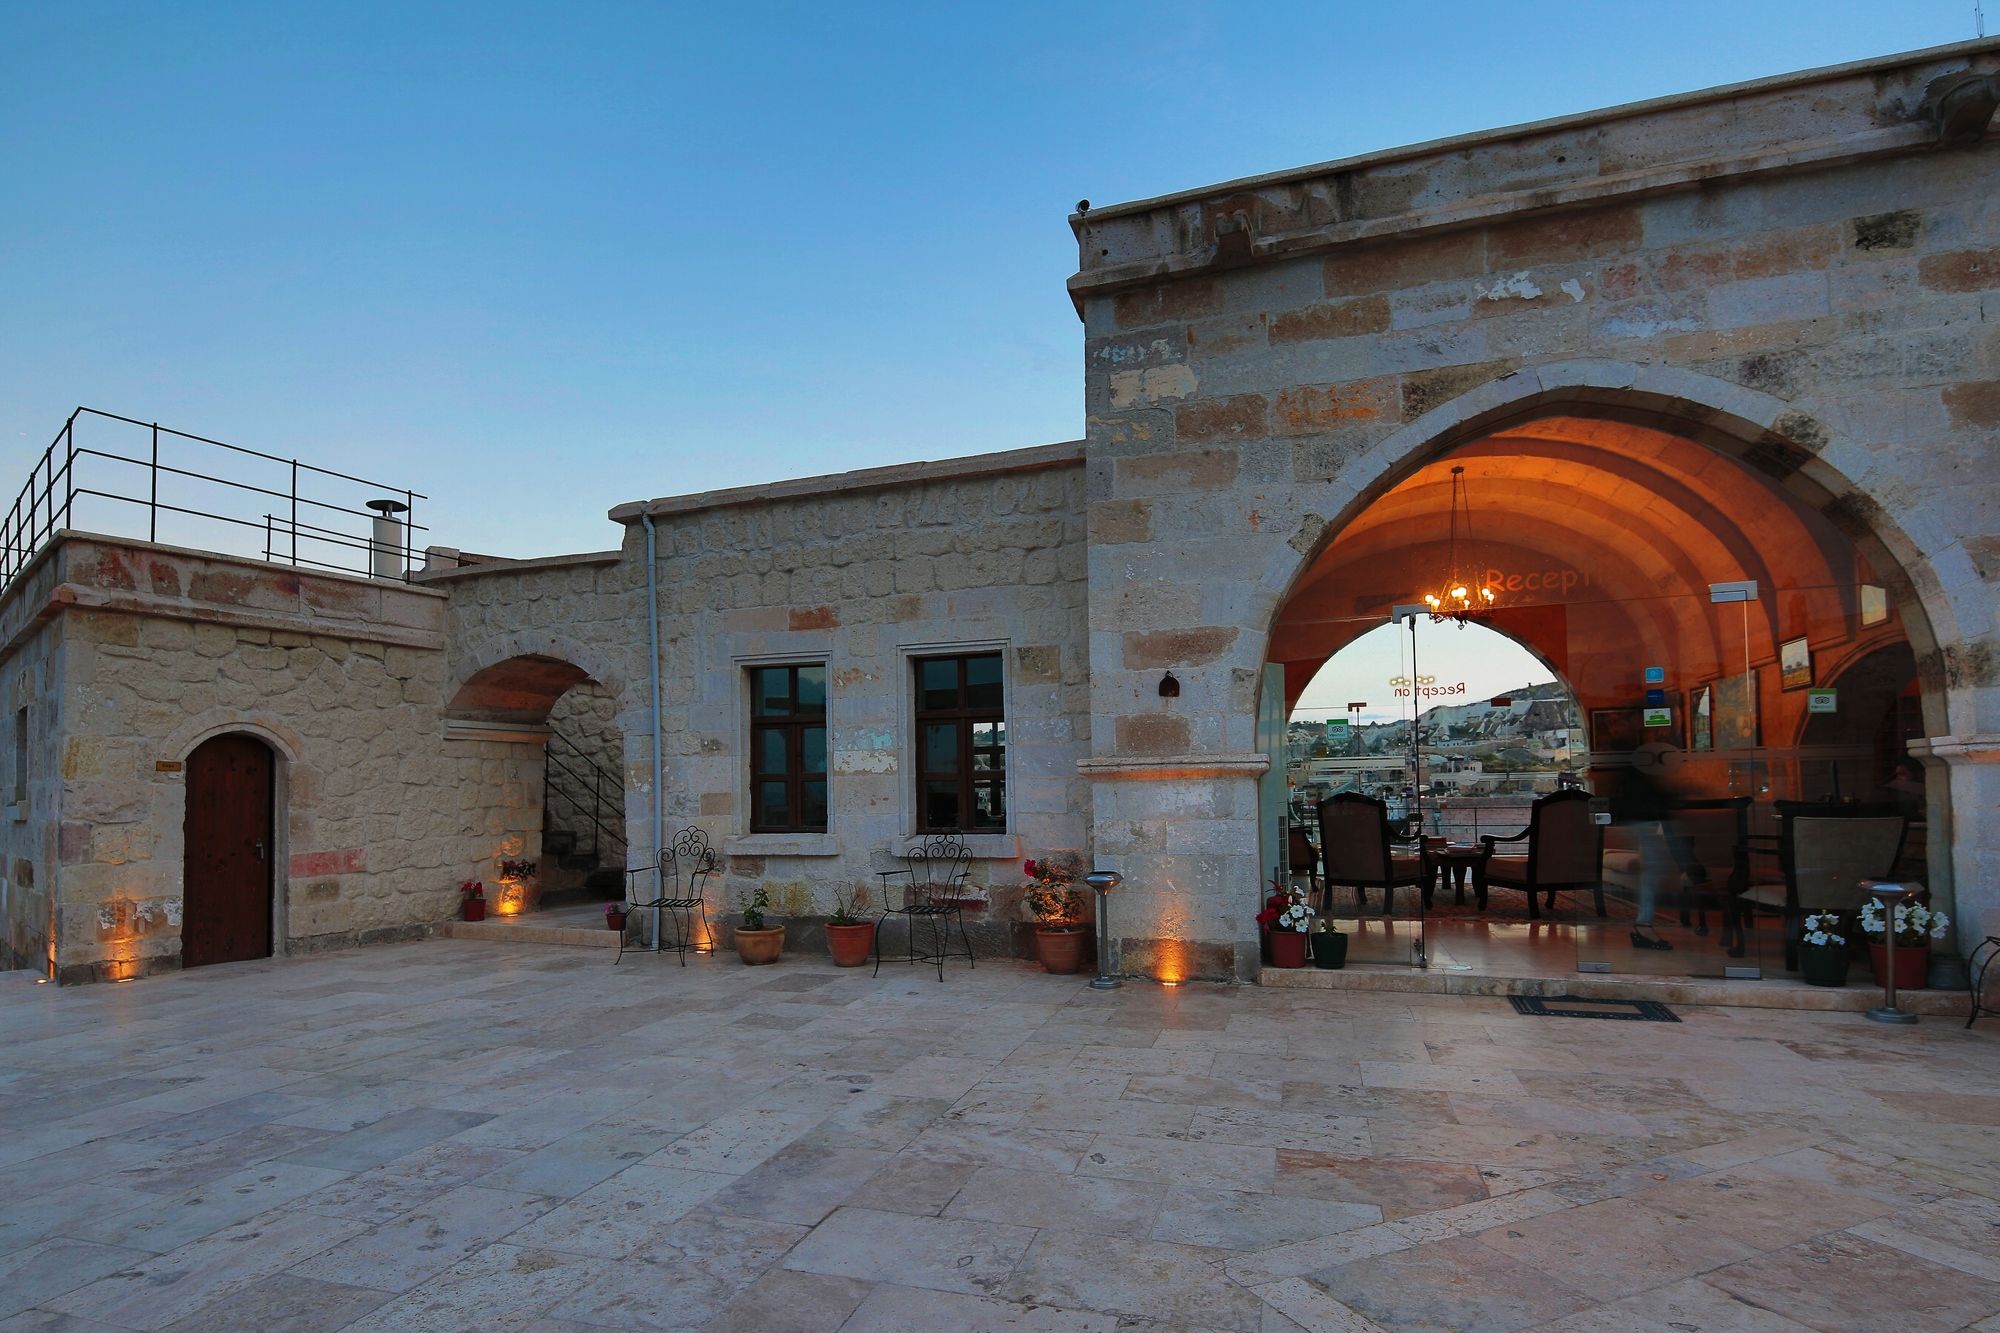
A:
183,734,274,967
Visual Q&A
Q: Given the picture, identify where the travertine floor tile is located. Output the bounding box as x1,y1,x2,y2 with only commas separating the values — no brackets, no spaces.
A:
2,940,1996,1332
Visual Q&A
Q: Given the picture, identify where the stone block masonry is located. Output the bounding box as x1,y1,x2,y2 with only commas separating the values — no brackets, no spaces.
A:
0,535,541,983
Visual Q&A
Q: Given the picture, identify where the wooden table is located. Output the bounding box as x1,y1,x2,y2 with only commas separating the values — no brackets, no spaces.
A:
1429,841,1491,910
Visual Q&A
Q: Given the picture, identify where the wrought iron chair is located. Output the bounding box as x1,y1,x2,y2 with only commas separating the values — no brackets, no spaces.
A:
1967,908,2000,1030
1479,788,1605,919
1727,801,1905,968
615,826,719,966
874,832,975,981
1316,793,1427,915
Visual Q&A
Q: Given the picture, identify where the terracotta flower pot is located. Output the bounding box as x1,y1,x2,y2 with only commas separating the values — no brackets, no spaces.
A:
1798,943,1848,987
825,921,875,967
1269,931,1308,969
1035,927,1085,975
605,910,627,933
734,925,785,965
461,898,486,922
1868,941,1928,990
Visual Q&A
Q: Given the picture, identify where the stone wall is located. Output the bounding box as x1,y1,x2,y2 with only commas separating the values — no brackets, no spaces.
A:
607,446,1093,955
2,535,543,983
1069,43,2000,976
0,608,64,975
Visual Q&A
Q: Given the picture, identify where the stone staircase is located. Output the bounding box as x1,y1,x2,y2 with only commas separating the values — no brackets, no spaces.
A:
537,827,626,910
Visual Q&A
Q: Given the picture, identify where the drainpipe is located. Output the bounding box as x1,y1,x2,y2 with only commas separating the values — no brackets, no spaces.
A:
643,510,665,953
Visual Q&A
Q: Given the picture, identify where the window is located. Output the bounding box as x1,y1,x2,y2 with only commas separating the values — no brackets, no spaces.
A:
749,664,827,832
914,653,1005,832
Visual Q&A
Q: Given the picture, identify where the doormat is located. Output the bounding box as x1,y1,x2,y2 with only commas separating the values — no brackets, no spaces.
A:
1508,995,1680,1022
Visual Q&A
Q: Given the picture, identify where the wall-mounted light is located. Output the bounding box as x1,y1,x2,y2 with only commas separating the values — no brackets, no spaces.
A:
1158,672,1180,699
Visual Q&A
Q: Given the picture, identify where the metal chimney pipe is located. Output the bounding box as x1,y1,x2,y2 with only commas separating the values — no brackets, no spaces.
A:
365,499,409,579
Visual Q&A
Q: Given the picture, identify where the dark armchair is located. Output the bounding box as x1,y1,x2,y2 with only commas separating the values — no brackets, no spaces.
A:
1730,801,1905,968
1480,789,1604,919
1317,792,1427,915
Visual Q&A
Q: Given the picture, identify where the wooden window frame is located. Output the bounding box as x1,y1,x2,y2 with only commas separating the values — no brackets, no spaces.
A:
748,664,828,834
913,652,1006,833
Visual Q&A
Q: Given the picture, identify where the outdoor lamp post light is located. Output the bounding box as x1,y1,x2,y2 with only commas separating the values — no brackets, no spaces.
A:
1866,881,1923,1025
1083,869,1122,990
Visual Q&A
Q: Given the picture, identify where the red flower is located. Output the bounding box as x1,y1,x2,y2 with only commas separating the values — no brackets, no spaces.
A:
1023,859,1038,876
1255,907,1279,928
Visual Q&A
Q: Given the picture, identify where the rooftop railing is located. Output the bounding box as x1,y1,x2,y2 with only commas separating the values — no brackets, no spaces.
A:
2,408,429,592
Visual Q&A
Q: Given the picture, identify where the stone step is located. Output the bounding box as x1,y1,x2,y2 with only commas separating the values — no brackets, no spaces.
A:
1258,962,1970,1014
442,917,619,949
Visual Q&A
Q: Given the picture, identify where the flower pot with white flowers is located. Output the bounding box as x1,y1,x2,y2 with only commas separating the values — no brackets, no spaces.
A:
1257,888,1315,969
1859,897,1947,991
1797,913,1849,987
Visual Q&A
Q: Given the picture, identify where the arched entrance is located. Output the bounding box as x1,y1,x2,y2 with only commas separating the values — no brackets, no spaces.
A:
1265,395,1944,980
182,733,276,968
444,648,630,919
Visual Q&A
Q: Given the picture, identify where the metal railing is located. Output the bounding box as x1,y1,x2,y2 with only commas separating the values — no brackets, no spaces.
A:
2,407,429,591
545,731,627,867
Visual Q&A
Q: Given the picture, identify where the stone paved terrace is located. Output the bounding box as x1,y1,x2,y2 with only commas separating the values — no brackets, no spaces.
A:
2,943,1997,1332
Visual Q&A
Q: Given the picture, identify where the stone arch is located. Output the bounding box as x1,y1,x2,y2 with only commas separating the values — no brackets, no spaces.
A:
164,711,307,766
447,631,631,725
1264,359,1964,738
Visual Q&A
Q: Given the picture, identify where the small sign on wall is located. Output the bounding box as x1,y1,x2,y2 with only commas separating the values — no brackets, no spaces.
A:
1807,689,1837,714
1644,666,1665,685
155,760,183,772
1643,707,1673,729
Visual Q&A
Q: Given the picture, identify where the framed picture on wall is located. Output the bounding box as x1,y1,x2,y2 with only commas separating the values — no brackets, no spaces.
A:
1779,636,1812,691
1860,583,1889,627
1591,701,1684,751
1712,671,1759,750
1589,706,1645,753
1691,685,1713,752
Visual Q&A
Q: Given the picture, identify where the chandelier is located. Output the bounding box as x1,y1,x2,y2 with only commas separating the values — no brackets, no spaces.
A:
1423,465,1498,625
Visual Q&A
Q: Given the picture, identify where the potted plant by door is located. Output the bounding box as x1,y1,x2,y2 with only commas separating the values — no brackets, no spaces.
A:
1797,912,1849,986
733,885,785,965
459,879,486,922
824,886,875,967
1257,888,1314,968
1023,855,1087,974
604,901,628,933
1859,897,1948,991
1309,916,1348,970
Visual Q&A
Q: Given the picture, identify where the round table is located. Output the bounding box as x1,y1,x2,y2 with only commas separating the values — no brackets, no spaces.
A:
1429,842,1491,910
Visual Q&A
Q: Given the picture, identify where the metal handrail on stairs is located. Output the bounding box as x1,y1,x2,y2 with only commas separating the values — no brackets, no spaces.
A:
544,731,627,867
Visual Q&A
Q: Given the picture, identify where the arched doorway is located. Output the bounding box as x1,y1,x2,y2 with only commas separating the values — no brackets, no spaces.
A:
1266,403,1940,980
182,733,276,968
444,650,630,919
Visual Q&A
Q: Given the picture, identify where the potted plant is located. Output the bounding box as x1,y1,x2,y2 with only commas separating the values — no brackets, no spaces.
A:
1257,888,1314,968
1858,897,1948,990
733,884,785,965
824,885,875,967
1023,855,1087,974
459,879,486,922
1309,916,1347,970
1798,912,1848,986
604,901,628,933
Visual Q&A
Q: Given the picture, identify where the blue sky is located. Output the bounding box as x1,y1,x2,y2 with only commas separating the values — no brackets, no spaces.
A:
1,2,1980,560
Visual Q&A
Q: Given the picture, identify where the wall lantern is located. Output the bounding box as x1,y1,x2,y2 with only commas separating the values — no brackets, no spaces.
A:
1158,672,1180,699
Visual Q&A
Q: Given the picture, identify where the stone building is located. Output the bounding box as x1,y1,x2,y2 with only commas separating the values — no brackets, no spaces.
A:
4,40,1995,987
